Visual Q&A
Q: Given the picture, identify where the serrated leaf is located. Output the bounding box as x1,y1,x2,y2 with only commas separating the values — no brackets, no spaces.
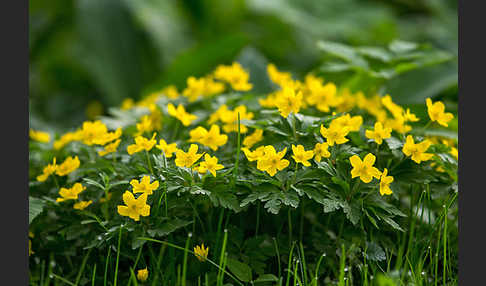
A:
385,137,403,150
29,197,45,224
322,199,341,213
382,216,404,232
366,242,386,262
342,201,361,225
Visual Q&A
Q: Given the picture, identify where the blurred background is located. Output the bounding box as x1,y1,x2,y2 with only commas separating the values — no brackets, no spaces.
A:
29,0,457,130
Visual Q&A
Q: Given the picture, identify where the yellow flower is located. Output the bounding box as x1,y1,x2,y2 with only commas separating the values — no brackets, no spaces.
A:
56,183,86,202
55,156,81,176
242,146,265,162
135,115,155,136
162,85,180,99
381,95,404,119
404,108,419,122
198,154,224,177
98,139,121,156
36,158,57,182
305,82,337,113
120,98,135,110
79,120,108,146
256,146,290,176
330,114,363,132
194,243,209,262
365,122,392,145
267,63,293,87
117,191,151,221
29,129,50,143
214,62,253,91
94,128,122,146
402,135,434,164
156,139,178,158
313,142,330,162
137,268,149,282
320,124,349,146
243,129,263,148
426,98,454,127
291,144,314,167
53,130,83,150
379,168,393,196
275,87,303,118
175,144,204,168
383,117,412,134
183,76,225,102
199,125,228,151
208,104,229,124
130,175,159,195
73,200,93,210
219,105,254,134
450,146,458,160
167,103,198,126
127,133,157,155
349,153,382,183
259,93,279,108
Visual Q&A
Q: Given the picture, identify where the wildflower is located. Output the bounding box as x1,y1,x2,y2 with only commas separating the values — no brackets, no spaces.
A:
137,268,149,282
379,168,393,196
259,92,279,108
242,146,265,162
73,200,93,210
162,85,180,99
349,153,382,183
53,130,83,150
382,95,404,119
175,144,204,168
56,183,86,202
365,122,392,145
243,129,263,148
426,98,454,127
313,142,330,162
130,175,159,195
55,156,80,176
214,62,253,91
120,98,135,110
29,129,50,143
450,146,458,160
135,115,155,136
383,117,412,134
221,105,254,134
208,104,229,124
275,87,303,118
333,89,357,113
199,125,228,151
267,63,293,87
306,82,337,113
79,120,108,146
167,103,198,126
320,124,349,146
183,76,225,102
98,139,121,156
156,139,178,158
194,243,209,262
256,146,289,176
330,114,363,132
402,135,434,164
404,108,419,122
36,158,57,182
198,154,224,177
291,144,314,167
94,128,122,146
127,133,157,155
117,191,150,221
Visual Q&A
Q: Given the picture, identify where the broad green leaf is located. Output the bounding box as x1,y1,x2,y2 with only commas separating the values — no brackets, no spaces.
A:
226,258,253,282
29,196,46,224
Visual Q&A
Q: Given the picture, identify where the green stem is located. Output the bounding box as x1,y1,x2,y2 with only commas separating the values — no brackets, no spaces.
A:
114,226,123,286
288,208,293,249
52,175,60,189
145,151,154,175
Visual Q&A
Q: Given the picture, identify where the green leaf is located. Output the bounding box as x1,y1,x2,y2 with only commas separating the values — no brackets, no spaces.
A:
253,274,279,283
29,196,46,224
366,242,386,262
226,258,253,282
317,40,368,69
322,198,341,213
147,219,193,237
